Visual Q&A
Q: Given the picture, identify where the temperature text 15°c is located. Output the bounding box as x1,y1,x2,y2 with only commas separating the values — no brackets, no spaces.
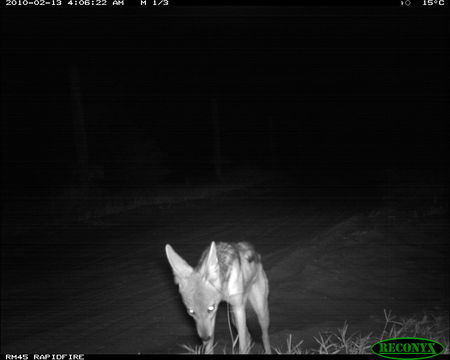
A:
423,0,445,5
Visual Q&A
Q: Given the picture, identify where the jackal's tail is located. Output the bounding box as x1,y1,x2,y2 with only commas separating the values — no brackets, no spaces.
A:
237,241,261,264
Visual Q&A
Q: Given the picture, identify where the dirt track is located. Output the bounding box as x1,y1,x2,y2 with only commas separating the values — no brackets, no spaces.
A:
1,191,448,353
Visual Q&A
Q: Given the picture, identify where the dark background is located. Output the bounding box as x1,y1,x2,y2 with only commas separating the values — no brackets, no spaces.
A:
2,4,448,199
1,2,449,354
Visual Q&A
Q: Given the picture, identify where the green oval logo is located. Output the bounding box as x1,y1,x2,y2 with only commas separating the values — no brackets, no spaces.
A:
371,337,445,360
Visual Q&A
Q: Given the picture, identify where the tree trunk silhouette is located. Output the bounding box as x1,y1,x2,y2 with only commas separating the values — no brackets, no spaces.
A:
211,97,223,181
69,64,89,193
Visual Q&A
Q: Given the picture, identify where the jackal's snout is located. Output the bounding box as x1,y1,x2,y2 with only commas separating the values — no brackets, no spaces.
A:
200,335,211,342
196,320,214,343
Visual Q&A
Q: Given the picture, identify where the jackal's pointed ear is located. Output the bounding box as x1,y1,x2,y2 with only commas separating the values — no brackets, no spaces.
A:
203,241,220,285
165,244,193,283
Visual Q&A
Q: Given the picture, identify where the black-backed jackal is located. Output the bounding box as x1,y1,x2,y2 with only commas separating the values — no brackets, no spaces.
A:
165,241,271,354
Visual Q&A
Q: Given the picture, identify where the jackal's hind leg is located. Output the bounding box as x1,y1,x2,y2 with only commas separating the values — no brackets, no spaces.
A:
248,270,271,354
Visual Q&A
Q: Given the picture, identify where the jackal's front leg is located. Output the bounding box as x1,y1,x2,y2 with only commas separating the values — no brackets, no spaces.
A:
233,305,250,354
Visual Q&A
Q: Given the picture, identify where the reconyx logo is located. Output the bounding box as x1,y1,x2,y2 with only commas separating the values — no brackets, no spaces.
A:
371,337,445,360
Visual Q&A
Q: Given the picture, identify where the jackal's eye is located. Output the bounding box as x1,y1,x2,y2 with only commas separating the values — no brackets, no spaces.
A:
207,305,215,313
188,308,195,316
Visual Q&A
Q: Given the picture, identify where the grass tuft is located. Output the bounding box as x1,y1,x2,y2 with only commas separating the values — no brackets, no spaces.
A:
179,309,449,354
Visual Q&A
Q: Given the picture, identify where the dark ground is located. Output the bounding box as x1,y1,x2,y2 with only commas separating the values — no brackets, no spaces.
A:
1,186,448,353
